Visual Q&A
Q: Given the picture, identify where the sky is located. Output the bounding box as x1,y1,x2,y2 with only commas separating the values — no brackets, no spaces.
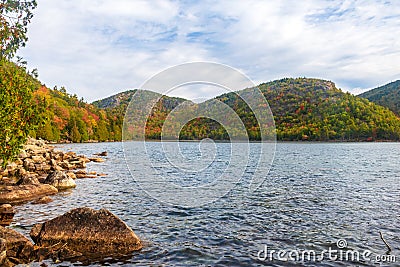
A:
19,0,400,102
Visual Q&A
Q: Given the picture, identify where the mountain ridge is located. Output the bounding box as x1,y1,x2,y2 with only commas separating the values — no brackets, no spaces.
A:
91,77,400,141
358,80,400,115
92,90,137,109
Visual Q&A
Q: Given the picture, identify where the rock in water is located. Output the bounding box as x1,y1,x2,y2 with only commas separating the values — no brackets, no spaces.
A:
94,151,108,156
43,171,76,190
89,157,105,163
30,207,142,261
0,184,58,204
32,196,53,205
0,205,15,227
0,226,35,265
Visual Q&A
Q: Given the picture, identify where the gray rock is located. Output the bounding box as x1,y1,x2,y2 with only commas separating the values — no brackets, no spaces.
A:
44,171,76,190
34,162,51,173
5,163,18,177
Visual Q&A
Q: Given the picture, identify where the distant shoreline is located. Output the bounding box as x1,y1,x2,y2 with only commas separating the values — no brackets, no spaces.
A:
50,139,400,144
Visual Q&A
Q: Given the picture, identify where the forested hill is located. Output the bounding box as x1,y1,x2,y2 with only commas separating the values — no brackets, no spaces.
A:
358,80,400,115
217,78,400,141
92,90,188,140
92,90,137,109
33,86,123,142
90,77,400,142
32,76,400,142
34,86,186,142
92,90,187,111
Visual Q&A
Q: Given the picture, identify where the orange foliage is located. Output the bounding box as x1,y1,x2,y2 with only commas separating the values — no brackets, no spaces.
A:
53,115,67,130
55,104,70,120
34,85,50,99
81,109,90,124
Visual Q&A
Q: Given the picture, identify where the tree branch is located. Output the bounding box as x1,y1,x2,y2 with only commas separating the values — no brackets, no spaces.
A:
379,231,392,252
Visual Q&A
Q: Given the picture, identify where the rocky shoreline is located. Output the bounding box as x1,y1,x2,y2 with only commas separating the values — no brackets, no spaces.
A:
0,138,107,206
0,138,142,266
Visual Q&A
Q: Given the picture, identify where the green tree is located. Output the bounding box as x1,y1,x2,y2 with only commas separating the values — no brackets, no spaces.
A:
95,120,109,142
0,60,40,166
0,0,37,167
75,117,89,142
0,0,37,59
70,123,81,143
36,119,61,142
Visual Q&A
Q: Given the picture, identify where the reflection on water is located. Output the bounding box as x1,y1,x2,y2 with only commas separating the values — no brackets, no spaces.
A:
11,142,400,266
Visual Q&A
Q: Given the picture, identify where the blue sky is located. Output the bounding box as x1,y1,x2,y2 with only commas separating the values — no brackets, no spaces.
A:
19,0,400,102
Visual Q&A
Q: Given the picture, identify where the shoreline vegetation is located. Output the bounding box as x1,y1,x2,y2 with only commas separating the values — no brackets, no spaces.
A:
59,138,400,144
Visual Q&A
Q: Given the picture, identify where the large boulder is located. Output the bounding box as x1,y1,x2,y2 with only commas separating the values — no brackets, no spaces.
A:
30,207,142,261
0,184,58,204
0,226,35,265
43,171,76,190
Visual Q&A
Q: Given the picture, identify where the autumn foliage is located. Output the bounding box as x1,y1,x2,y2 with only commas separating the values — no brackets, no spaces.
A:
0,59,41,166
33,86,122,142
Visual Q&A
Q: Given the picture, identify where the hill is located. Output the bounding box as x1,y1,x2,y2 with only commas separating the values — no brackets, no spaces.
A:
93,90,188,140
358,80,400,115
12,69,400,143
94,78,400,141
92,89,186,116
216,78,400,141
93,90,137,109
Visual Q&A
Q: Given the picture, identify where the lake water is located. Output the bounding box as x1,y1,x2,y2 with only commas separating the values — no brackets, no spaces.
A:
11,142,400,266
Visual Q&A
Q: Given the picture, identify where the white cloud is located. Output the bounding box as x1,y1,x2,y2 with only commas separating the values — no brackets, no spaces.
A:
19,0,400,102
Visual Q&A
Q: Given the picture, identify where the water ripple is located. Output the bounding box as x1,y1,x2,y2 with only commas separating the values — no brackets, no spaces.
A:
12,142,400,266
